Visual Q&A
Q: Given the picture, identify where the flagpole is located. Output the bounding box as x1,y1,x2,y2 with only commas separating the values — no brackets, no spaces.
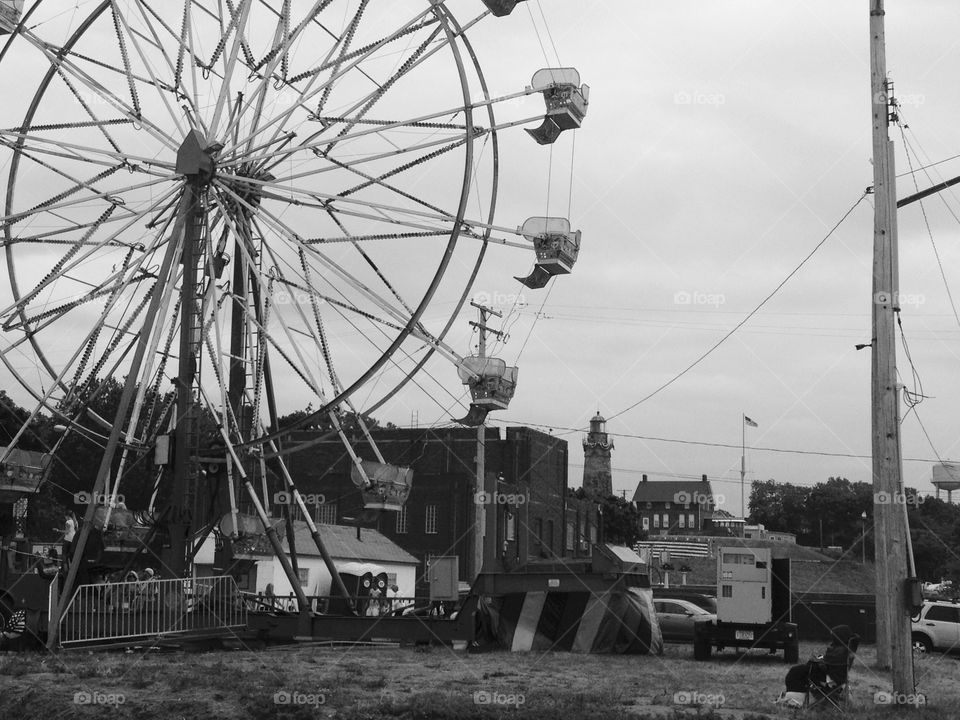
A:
741,414,746,519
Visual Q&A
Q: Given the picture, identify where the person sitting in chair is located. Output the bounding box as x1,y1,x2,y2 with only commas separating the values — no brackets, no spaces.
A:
777,625,860,708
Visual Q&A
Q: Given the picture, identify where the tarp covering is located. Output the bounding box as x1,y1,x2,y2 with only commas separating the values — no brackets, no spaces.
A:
476,586,662,654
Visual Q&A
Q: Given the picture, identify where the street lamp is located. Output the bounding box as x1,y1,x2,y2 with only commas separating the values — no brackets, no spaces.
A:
861,511,868,564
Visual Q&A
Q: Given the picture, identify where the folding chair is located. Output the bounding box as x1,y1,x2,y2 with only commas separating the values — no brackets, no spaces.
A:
806,626,860,711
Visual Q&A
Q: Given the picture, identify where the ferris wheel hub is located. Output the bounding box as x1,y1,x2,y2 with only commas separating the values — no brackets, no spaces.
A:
175,129,220,186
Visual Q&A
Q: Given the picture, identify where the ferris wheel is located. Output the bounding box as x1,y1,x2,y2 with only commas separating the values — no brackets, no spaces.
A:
0,0,588,542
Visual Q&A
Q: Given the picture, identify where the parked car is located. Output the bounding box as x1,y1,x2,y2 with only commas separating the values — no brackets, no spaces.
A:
911,600,960,653
654,598,717,643
652,589,717,614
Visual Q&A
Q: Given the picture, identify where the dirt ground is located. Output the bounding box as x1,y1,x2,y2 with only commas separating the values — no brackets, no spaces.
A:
0,641,957,719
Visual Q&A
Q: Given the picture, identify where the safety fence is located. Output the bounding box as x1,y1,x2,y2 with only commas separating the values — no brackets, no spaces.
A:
58,575,246,646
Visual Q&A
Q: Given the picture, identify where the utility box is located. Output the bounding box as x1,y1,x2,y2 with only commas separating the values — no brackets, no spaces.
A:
429,556,459,602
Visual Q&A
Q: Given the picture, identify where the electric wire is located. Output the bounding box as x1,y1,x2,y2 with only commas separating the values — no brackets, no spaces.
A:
604,191,869,423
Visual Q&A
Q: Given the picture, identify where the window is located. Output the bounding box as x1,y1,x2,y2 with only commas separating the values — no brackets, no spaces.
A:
688,513,696,529
387,573,397,588
678,514,686,529
395,505,408,534
926,605,960,623
653,514,660,529
721,584,733,598
315,503,337,525
546,520,554,553
425,505,438,534
566,522,574,550
662,513,669,528
506,512,516,541
297,568,309,587
589,525,596,544
664,502,671,509
642,517,650,531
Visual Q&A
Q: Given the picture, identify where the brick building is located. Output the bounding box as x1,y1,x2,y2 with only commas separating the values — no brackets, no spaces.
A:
631,474,716,535
276,426,598,589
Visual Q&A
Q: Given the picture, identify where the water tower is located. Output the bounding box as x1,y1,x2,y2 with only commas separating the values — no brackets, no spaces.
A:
932,463,960,503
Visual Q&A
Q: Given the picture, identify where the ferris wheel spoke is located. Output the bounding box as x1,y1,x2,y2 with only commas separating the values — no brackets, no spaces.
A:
6,162,124,223
108,2,143,119
208,195,330,402
136,0,209,136
214,181,414,331
232,173,511,241
1,170,177,231
110,2,188,140
327,144,465,217
312,0,368,121
218,0,303,153
6,156,173,227
16,27,180,154
206,0,252,139
0,182,182,321
0,128,177,172
217,0,336,149
323,209,421,326
222,6,440,158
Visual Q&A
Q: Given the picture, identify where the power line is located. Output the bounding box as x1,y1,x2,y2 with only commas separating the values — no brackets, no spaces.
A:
604,192,869,423
500,419,947,463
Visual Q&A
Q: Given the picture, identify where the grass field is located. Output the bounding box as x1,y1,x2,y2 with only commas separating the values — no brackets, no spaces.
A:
0,641,957,719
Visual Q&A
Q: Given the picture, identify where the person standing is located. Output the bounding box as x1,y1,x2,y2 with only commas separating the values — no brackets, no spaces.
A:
60,511,77,563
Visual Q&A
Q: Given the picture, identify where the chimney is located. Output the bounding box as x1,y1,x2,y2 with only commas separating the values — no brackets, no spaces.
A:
642,474,648,483
701,474,708,483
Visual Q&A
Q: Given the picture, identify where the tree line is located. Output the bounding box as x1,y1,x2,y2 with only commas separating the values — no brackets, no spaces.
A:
749,477,960,583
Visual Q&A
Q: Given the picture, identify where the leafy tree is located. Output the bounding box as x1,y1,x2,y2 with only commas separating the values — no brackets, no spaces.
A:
599,495,641,547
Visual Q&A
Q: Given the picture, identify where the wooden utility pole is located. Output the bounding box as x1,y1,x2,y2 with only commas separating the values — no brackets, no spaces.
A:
869,0,914,694
470,301,504,578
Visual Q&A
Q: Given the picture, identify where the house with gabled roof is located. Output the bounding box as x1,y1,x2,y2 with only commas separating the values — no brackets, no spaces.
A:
631,474,716,535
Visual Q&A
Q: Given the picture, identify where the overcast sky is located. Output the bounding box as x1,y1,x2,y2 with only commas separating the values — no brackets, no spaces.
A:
3,1,960,517
453,0,960,512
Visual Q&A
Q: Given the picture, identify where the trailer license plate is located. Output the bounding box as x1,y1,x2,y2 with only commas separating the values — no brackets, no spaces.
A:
735,630,754,641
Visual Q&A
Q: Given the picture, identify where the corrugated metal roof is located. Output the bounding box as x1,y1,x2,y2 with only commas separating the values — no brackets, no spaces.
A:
281,521,419,566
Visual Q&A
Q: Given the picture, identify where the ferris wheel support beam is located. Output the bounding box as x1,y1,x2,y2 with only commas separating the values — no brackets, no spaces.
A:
46,182,189,650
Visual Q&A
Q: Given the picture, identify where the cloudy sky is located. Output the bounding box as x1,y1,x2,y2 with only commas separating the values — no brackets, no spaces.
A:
454,0,960,512
3,1,960,516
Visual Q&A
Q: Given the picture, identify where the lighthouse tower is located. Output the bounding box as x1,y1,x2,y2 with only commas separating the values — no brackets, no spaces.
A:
582,411,614,500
